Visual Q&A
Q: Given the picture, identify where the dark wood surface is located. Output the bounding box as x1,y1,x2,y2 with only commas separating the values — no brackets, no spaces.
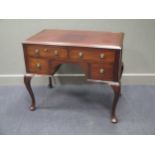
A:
23,29,124,123
23,29,124,49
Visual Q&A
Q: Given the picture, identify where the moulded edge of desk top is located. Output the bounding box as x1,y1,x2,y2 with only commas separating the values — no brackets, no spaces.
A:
23,29,124,50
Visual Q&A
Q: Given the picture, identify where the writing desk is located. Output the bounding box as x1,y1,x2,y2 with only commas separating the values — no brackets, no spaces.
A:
23,29,124,123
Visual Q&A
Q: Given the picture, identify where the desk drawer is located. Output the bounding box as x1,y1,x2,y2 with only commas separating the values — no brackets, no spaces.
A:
90,64,114,81
27,58,49,74
26,45,68,59
70,48,115,63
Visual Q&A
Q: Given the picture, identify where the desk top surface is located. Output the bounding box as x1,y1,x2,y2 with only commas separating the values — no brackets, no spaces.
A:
23,29,124,50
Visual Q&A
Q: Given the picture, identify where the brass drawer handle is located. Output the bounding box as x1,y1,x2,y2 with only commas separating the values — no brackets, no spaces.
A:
36,63,41,69
44,48,48,52
79,52,83,58
100,53,105,59
54,50,59,56
100,68,105,74
35,49,39,55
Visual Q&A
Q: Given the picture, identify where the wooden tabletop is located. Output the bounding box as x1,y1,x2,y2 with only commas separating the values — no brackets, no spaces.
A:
23,29,124,50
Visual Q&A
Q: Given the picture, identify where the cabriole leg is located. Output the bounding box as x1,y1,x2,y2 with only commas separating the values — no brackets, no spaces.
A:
120,62,124,96
24,75,36,111
110,84,121,123
121,62,124,78
48,77,53,88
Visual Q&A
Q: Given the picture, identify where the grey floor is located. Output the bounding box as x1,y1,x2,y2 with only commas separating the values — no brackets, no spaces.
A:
0,84,155,135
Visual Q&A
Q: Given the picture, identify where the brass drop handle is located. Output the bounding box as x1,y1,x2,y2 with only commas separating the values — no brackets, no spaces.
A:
44,48,48,52
54,50,59,56
79,52,83,58
36,63,41,69
100,68,105,74
35,49,39,55
100,53,105,59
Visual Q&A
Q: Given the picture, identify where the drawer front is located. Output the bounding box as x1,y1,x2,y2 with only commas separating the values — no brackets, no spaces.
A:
90,64,114,81
70,48,115,63
26,45,68,59
27,58,49,74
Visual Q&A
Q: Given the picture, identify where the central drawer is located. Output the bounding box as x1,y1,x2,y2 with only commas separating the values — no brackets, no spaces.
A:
26,45,68,59
69,48,115,63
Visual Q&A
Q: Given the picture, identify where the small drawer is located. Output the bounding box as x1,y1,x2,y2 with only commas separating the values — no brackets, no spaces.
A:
90,64,114,81
26,45,68,59
27,58,49,74
70,48,115,63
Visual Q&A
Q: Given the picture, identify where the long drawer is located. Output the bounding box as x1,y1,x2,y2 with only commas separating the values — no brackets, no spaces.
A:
26,45,68,59
69,47,115,63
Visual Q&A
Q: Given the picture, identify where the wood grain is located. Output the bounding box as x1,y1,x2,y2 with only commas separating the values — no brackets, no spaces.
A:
23,29,124,49
26,45,68,59
27,57,49,74
90,63,114,81
69,47,115,63
23,29,124,123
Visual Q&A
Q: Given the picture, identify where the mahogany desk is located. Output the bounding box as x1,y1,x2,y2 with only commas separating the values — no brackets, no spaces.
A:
23,29,124,123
